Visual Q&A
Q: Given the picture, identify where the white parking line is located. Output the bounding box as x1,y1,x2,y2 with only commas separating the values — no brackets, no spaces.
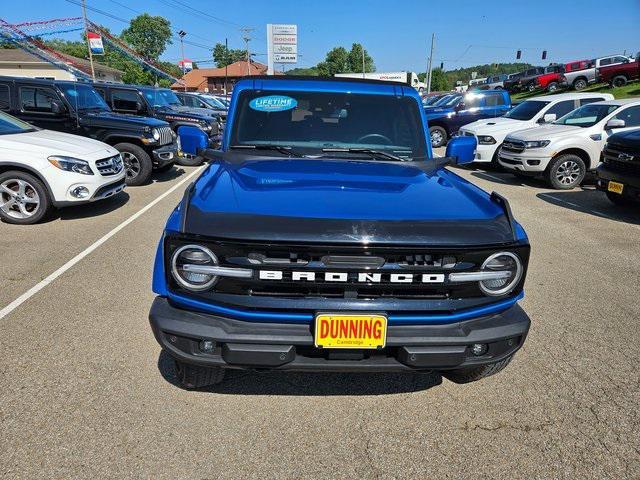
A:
0,166,205,321
538,192,640,228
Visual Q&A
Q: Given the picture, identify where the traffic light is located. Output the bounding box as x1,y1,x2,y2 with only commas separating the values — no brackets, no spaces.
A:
440,62,444,70
542,50,547,60
516,50,522,60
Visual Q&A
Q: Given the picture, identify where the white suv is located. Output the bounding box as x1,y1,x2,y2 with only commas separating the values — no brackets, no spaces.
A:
498,99,640,189
459,92,614,165
0,111,125,224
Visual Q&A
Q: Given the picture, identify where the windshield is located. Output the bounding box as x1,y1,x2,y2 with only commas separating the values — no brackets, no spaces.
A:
202,95,227,109
422,95,443,106
230,90,426,160
62,84,110,111
141,88,182,108
505,100,549,121
433,94,462,107
0,111,37,135
554,104,620,128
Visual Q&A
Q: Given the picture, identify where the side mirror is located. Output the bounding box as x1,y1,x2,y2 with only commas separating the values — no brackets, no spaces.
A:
444,136,476,165
51,100,66,115
177,125,209,156
606,118,625,129
538,113,556,123
135,101,146,113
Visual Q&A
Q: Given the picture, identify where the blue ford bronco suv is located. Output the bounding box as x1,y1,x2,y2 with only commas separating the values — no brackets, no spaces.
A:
149,76,531,389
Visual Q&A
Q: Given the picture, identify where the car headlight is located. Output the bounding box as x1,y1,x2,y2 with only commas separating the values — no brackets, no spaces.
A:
171,244,219,291
152,128,160,141
479,252,523,296
523,140,550,149
478,135,496,145
47,156,94,175
201,123,213,131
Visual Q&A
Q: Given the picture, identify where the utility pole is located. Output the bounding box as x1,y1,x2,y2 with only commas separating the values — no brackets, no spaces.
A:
361,45,365,78
224,37,228,95
426,33,435,94
240,27,254,76
81,0,95,81
178,30,187,91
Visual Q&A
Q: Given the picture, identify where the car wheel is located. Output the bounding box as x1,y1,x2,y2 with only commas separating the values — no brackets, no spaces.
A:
429,126,447,148
114,143,153,186
175,153,204,167
547,154,586,189
443,354,514,384
605,191,635,207
174,359,225,389
527,83,536,92
612,75,627,88
573,78,587,90
547,82,558,92
0,170,53,225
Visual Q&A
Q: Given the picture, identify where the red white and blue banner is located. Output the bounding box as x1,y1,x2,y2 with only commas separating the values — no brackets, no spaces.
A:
87,31,104,55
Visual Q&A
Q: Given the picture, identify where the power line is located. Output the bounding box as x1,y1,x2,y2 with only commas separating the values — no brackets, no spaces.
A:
153,0,243,29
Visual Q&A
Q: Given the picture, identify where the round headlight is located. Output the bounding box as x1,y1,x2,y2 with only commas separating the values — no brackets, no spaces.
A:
171,245,218,291
152,128,160,141
479,252,523,296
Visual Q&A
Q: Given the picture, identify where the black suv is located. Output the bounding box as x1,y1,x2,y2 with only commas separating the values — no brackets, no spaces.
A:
0,76,177,186
505,67,545,93
94,84,220,165
597,128,640,206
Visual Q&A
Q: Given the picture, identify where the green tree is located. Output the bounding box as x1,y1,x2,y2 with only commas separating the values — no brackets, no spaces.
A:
121,14,172,60
316,47,349,77
347,43,375,73
285,66,319,76
429,68,449,91
212,42,247,68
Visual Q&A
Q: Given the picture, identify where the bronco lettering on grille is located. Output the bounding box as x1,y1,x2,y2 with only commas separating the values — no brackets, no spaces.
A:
258,270,446,283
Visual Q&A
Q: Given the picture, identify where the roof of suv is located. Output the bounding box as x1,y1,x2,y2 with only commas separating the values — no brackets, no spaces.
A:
529,92,614,102
593,98,640,106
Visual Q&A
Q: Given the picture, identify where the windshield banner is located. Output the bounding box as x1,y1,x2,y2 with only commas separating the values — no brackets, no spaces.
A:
249,95,297,112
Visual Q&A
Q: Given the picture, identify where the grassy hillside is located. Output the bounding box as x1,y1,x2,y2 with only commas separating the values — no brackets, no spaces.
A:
512,82,640,101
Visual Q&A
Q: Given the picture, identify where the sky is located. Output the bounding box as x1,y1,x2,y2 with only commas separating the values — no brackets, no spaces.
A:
3,0,640,72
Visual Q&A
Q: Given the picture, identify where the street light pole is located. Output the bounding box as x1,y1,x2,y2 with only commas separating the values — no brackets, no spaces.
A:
426,33,435,94
81,0,95,81
224,37,228,95
362,46,365,78
178,30,187,91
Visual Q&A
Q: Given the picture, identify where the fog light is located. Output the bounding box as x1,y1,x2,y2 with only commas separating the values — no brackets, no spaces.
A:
70,186,90,199
471,343,488,356
526,160,541,166
199,340,216,353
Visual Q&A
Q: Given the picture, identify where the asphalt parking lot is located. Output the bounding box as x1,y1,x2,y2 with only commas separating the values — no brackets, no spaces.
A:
1,155,639,479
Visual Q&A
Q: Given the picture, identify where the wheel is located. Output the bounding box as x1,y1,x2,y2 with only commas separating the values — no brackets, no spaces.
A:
444,354,514,384
429,126,447,148
605,191,635,207
612,75,627,88
114,143,153,186
0,170,53,225
174,359,225,389
527,83,537,92
546,154,586,189
494,86,503,90
175,153,203,167
547,82,558,92
573,78,587,90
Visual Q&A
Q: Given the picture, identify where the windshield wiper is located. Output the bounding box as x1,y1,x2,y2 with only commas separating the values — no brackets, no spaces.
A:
321,148,407,161
230,144,307,157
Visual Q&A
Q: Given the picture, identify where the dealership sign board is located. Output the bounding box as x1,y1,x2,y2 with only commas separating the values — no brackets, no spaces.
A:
267,24,297,74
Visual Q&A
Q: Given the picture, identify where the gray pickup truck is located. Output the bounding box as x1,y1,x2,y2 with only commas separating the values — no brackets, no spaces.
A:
565,55,634,90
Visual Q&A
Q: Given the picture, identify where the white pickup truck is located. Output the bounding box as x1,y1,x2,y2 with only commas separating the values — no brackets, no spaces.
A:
334,71,425,91
498,99,640,189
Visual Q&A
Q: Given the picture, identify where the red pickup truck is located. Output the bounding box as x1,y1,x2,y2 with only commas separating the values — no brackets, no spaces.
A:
521,65,568,92
598,54,639,87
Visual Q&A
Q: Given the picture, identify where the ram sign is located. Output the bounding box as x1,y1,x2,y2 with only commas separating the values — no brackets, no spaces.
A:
267,24,298,74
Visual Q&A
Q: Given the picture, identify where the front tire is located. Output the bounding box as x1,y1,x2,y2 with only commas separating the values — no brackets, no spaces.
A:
114,143,153,186
175,153,204,167
612,75,627,88
174,359,225,389
547,82,558,92
444,354,514,384
429,126,447,148
0,171,53,225
546,154,586,190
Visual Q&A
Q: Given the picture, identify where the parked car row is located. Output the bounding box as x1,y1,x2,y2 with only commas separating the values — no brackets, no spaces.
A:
0,76,229,224
455,92,640,207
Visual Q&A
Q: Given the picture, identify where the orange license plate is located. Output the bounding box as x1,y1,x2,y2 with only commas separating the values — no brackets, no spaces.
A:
314,314,387,349
608,181,624,194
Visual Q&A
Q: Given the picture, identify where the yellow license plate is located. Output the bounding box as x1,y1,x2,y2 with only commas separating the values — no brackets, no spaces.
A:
315,314,387,349
608,181,624,194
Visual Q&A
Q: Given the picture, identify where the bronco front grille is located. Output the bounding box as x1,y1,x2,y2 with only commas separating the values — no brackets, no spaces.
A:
95,154,124,176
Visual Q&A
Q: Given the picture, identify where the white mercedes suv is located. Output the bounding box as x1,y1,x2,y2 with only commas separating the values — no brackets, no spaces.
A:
459,92,614,166
498,99,640,189
0,111,125,224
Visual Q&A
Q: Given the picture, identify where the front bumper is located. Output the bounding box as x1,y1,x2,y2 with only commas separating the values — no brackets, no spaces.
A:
52,173,126,207
473,142,500,163
596,164,640,202
149,297,530,372
498,148,552,173
151,143,178,169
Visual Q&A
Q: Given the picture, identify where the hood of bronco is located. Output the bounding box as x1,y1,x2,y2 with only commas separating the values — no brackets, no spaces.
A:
181,156,516,245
